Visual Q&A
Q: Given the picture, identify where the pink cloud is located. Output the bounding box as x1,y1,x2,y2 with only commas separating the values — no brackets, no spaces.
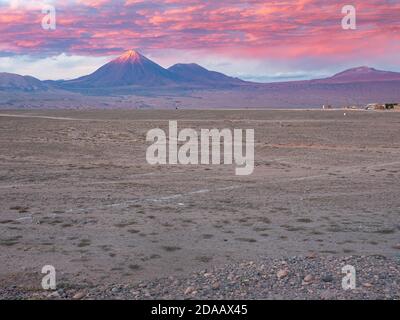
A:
0,0,399,68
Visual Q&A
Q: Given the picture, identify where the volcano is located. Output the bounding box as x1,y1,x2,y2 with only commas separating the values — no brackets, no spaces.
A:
63,50,179,88
314,66,400,83
61,50,247,89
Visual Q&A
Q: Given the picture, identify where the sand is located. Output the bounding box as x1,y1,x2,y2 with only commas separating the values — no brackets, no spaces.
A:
0,109,399,292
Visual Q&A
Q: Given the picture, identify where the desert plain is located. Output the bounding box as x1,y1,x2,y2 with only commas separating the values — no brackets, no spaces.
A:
0,109,399,299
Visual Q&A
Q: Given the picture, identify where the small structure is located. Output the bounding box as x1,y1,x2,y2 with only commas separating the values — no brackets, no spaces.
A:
384,103,399,110
365,103,383,110
365,103,399,110
345,105,360,110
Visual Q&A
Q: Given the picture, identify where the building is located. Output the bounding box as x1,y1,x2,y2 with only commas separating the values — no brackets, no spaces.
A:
365,103,399,110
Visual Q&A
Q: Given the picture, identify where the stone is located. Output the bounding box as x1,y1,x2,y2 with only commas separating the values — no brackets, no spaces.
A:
184,286,195,295
322,274,334,282
72,292,86,300
57,289,65,295
306,252,317,259
48,291,60,299
212,282,220,290
277,269,289,279
363,283,373,288
304,274,313,283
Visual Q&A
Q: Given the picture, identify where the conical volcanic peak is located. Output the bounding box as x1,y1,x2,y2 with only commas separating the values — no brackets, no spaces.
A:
113,50,143,64
64,49,178,87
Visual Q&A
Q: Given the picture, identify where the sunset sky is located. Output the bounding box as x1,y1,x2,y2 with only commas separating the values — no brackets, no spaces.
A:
0,0,399,81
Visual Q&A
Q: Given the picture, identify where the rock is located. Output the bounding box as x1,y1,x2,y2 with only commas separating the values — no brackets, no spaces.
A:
143,290,151,297
48,291,60,299
322,274,334,282
363,283,373,288
184,286,195,295
57,289,65,295
393,244,400,250
212,282,220,290
277,269,289,279
306,252,317,259
304,274,313,283
72,292,86,300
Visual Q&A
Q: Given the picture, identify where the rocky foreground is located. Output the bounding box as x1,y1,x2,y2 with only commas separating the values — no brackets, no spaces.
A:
1,255,399,300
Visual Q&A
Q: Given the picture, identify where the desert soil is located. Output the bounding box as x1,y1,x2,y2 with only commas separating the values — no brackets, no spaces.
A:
0,109,399,299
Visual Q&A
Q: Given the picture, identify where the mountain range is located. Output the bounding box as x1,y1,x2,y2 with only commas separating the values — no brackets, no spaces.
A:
53,50,245,89
1,50,400,108
0,72,48,91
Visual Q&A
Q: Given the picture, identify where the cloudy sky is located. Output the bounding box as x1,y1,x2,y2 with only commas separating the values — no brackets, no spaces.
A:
0,0,399,81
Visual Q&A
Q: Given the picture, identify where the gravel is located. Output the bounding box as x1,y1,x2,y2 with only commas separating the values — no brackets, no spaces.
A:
1,255,399,300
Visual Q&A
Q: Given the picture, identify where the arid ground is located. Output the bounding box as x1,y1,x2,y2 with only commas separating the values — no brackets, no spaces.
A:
0,109,399,298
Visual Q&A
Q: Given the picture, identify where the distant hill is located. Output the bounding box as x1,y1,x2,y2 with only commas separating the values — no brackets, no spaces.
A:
312,66,400,84
168,63,245,87
0,73,47,91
